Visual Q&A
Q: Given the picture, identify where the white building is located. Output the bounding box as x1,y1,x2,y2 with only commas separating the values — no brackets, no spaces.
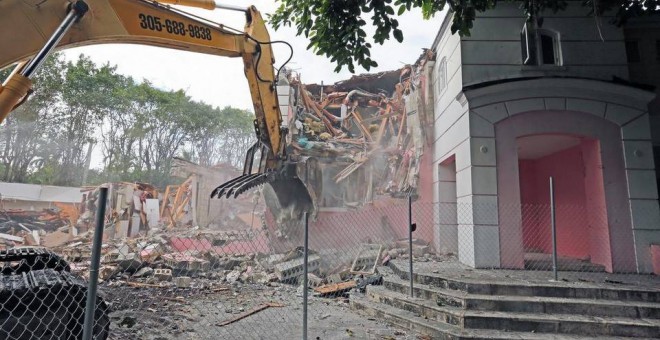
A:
430,2,660,273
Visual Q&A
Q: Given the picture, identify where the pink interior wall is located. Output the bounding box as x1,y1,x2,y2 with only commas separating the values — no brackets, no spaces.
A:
518,159,551,253
496,111,635,272
518,139,613,270
519,144,590,259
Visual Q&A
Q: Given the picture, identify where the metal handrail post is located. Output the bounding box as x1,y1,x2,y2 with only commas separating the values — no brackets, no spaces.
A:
550,177,558,281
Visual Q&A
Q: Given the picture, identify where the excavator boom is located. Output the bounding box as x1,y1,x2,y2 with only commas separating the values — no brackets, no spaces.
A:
0,0,314,217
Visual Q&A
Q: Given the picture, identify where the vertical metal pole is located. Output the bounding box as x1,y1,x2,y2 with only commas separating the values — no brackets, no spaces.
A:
302,212,309,340
408,195,414,297
550,177,558,281
83,187,108,340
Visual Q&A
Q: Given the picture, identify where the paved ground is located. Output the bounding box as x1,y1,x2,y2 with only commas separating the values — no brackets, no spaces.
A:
99,257,659,339
103,282,418,340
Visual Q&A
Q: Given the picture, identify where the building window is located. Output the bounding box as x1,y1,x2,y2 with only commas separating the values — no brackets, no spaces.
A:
437,57,447,94
626,41,640,63
521,25,562,66
539,32,556,64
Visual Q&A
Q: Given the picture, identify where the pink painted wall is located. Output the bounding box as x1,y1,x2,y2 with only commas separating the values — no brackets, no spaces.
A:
652,244,660,275
308,151,436,251
264,152,436,255
518,142,611,270
496,111,636,272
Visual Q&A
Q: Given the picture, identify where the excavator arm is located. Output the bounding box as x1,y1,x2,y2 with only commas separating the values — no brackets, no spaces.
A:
0,0,315,219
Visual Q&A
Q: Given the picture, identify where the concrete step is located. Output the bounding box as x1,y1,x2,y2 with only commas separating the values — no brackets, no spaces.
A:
350,293,636,340
389,262,660,302
384,275,660,319
365,285,660,338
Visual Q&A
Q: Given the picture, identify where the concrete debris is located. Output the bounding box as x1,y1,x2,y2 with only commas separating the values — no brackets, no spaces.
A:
225,270,241,284
350,244,382,275
306,273,323,288
162,253,210,275
274,254,321,282
100,265,118,280
153,268,173,281
174,276,192,288
381,254,391,266
132,266,154,278
326,273,344,284
355,274,384,292
387,249,399,259
117,253,143,274
395,239,430,257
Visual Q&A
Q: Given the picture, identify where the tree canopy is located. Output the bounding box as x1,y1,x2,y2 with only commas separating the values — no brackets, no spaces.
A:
0,53,255,188
269,0,658,72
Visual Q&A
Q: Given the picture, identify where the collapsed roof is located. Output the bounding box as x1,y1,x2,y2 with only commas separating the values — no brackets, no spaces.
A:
282,50,436,210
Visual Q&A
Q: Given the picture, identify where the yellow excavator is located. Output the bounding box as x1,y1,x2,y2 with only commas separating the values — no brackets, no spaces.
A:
0,0,317,217
0,1,317,339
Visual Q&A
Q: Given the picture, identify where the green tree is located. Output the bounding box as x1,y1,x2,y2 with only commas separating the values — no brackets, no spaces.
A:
3,53,258,188
187,105,255,168
0,54,65,183
44,55,123,186
269,0,658,72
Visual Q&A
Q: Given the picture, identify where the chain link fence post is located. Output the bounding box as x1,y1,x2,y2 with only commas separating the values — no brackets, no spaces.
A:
83,186,108,340
302,211,309,340
550,177,559,281
408,195,414,297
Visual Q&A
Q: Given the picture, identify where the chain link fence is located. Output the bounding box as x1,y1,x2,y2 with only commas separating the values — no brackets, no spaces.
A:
1,198,658,339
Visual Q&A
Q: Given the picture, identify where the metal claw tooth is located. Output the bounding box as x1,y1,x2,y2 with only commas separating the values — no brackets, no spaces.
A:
212,174,252,198
225,174,259,198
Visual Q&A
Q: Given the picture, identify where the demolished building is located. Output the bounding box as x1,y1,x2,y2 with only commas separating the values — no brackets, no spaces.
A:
283,52,435,206
264,51,438,247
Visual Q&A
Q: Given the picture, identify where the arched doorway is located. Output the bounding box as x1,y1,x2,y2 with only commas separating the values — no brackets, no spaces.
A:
517,134,611,271
496,110,636,273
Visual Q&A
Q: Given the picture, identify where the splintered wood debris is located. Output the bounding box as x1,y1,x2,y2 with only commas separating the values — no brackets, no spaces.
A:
313,281,358,295
283,50,435,208
216,302,286,327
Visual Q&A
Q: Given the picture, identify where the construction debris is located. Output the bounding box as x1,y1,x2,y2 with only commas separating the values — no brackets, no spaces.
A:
274,254,321,282
216,302,285,327
174,276,192,288
350,244,383,275
154,268,173,281
313,281,358,296
281,52,435,211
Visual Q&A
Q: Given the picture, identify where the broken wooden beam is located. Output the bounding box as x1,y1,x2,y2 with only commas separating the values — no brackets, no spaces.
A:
216,302,285,327
313,281,357,295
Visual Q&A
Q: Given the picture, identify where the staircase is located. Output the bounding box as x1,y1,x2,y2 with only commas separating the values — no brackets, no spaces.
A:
350,260,660,339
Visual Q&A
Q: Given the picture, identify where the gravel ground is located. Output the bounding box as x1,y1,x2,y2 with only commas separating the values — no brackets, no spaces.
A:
101,281,417,340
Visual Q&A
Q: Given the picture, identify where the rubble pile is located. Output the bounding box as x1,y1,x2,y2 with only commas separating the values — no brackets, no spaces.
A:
39,221,439,301
0,205,75,247
284,50,435,207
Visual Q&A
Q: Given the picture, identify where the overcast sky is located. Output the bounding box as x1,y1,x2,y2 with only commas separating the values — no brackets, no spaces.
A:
62,0,445,111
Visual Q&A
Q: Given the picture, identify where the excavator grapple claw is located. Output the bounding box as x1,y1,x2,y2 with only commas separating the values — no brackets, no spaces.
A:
211,154,321,226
